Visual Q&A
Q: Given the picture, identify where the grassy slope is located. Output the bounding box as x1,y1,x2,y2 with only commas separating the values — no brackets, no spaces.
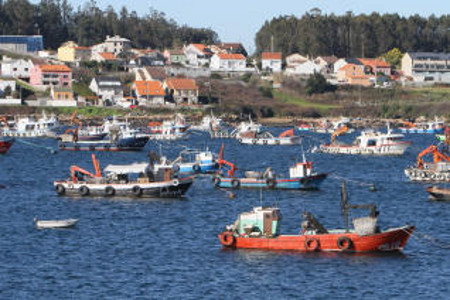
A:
272,90,340,112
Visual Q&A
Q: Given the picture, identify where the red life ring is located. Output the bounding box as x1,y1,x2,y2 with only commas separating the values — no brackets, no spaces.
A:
221,232,235,246
304,237,320,251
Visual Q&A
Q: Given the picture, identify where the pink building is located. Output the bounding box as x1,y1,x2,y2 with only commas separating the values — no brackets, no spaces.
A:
30,64,72,87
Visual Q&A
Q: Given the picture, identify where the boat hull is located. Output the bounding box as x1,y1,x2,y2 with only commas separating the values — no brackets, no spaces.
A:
405,167,450,182
400,128,444,134
426,186,450,201
218,225,415,252
36,219,78,229
54,176,194,198
59,136,149,152
214,173,327,190
238,136,301,145
320,142,410,155
0,137,14,154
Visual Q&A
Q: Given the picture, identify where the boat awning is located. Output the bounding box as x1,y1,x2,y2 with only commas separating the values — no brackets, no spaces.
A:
104,163,149,174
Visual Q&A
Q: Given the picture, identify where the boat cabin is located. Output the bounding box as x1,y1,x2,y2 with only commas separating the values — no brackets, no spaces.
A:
103,162,176,183
355,130,405,147
289,162,313,178
235,207,281,237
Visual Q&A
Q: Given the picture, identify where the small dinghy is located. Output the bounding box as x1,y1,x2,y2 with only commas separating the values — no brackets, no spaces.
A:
34,217,78,229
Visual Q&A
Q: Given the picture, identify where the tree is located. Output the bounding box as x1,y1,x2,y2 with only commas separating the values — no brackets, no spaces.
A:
380,48,404,68
305,72,337,96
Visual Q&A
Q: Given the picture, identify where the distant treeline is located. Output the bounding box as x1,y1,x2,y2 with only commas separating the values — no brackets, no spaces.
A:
0,0,219,50
255,9,450,58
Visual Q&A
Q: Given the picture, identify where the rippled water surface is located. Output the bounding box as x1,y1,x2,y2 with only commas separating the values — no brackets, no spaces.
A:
0,130,449,299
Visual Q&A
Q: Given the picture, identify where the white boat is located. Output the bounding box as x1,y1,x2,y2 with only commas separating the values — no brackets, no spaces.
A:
2,111,60,137
192,113,224,131
230,117,262,138
238,129,301,145
34,217,78,229
320,126,411,155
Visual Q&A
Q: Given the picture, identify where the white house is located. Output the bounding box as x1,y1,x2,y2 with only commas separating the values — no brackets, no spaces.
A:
210,53,246,71
184,44,213,67
402,52,450,83
286,53,308,67
1,57,33,79
315,56,338,73
91,35,132,57
285,60,323,76
89,76,123,106
261,52,282,73
333,58,363,75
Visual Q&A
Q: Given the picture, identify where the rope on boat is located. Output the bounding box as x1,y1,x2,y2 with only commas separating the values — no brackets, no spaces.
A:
329,173,377,190
401,228,450,249
15,139,57,154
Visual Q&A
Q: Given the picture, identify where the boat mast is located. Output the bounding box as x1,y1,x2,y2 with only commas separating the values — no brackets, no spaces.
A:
341,181,350,233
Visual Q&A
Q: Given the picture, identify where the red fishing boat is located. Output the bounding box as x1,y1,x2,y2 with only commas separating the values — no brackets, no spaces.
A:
218,182,415,252
0,137,14,154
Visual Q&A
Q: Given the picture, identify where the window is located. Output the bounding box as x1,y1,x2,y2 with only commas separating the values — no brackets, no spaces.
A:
63,82,69,86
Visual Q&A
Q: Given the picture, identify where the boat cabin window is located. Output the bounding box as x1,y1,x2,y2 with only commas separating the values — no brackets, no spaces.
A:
367,139,377,146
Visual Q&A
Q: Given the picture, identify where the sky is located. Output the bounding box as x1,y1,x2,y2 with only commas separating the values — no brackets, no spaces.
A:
69,0,448,52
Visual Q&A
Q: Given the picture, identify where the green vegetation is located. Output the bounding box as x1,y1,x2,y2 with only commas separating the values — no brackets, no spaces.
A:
255,10,449,57
273,90,340,112
305,73,337,96
72,82,96,97
0,0,218,50
380,48,404,68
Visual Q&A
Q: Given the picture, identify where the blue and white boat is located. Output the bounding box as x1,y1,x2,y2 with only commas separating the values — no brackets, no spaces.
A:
399,119,445,134
213,157,327,190
174,149,219,174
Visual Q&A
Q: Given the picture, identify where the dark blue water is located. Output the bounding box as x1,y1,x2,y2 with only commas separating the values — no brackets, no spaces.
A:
1,130,449,299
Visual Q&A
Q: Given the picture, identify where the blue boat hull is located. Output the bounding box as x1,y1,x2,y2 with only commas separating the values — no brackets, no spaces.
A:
213,173,327,190
400,128,444,134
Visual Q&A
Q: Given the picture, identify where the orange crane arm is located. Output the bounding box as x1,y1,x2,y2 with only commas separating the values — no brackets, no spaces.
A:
218,159,236,177
331,125,348,143
416,145,450,169
279,128,294,138
70,166,96,182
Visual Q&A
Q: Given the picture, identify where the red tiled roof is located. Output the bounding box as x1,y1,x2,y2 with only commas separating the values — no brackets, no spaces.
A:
358,58,391,68
99,52,117,60
134,81,165,96
40,64,72,72
338,63,361,72
191,44,213,55
165,78,198,90
262,52,282,60
217,53,245,60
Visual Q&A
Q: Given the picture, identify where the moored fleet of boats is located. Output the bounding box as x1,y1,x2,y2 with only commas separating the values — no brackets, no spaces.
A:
2,113,449,252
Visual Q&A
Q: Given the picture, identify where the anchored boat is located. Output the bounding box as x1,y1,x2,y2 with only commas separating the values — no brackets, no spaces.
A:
0,136,14,154
321,126,411,155
426,186,450,201
212,147,327,190
238,129,302,146
404,145,450,182
54,154,194,198
172,148,219,174
399,119,445,134
34,218,78,229
218,182,415,252
1,111,60,137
